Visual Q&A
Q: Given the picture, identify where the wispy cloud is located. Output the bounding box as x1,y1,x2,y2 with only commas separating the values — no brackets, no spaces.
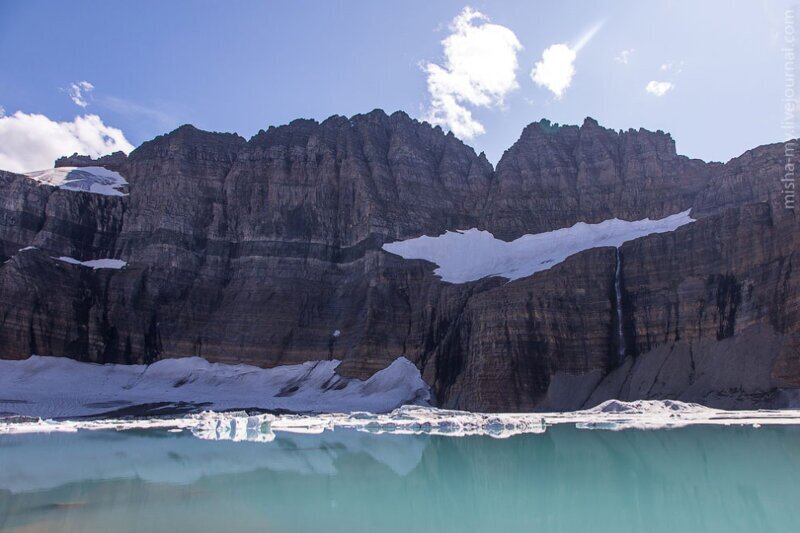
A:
0,111,133,173
660,61,684,74
615,48,634,64
530,20,604,99
423,7,523,139
99,95,177,130
645,80,674,97
571,21,604,53
67,80,94,108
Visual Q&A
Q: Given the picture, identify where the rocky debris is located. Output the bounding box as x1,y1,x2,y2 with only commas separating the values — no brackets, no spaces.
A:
55,151,128,172
0,110,797,412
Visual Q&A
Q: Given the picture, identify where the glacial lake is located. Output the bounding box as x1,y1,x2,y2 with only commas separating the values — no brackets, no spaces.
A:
1,424,799,532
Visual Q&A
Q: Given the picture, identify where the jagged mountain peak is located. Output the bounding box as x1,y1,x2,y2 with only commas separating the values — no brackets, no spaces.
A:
0,108,796,412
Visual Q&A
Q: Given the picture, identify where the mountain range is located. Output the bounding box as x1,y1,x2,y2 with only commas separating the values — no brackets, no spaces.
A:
0,110,797,412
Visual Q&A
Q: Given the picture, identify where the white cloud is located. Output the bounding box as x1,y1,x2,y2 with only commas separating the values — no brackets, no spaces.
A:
0,111,134,173
424,7,522,139
530,21,603,99
530,44,577,99
0,105,4,118
67,81,94,108
615,48,634,64
645,81,674,97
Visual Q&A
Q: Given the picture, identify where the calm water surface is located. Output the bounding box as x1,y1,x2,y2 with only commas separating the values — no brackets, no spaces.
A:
1,425,799,532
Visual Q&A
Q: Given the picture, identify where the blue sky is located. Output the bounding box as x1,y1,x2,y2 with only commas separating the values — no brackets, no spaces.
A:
0,0,794,172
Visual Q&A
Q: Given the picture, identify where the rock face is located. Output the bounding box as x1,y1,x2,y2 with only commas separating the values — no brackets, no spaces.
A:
0,110,797,411
55,151,129,172
484,118,720,238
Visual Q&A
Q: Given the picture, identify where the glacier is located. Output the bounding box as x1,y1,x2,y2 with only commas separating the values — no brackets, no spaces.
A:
382,210,695,283
23,166,128,196
0,355,430,418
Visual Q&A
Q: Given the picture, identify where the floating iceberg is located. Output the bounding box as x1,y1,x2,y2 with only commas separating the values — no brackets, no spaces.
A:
191,411,277,442
3,401,800,441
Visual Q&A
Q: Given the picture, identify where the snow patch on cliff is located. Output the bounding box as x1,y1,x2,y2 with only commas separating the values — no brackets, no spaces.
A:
54,257,127,269
23,166,128,196
382,210,695,283
0,355,430,418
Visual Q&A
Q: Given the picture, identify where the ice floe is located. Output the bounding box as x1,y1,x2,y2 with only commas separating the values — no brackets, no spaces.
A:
382,210,694,283
23,166,128,196
0,355,430,418
3,401,800,441
54,256,127,269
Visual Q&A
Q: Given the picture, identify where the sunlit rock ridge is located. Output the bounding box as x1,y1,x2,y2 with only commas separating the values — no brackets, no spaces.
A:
0,111,797,413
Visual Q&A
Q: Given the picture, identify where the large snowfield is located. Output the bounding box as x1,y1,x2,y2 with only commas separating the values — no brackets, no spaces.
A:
0,355,430,419
23,166,128,196
383,210,695,283
53,256,127,269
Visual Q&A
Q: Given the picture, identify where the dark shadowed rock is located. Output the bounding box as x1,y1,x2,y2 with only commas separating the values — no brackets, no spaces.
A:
55,151,129,172
483,118,721,239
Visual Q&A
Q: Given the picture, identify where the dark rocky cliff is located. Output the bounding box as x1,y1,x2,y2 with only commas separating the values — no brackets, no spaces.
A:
485,118,719,238
0,110,797,411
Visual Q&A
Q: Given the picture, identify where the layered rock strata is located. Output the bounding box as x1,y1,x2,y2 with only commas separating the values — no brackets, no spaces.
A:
0,111,797,411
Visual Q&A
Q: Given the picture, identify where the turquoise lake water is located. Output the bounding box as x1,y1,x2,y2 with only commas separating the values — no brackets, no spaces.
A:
1,424,799,532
